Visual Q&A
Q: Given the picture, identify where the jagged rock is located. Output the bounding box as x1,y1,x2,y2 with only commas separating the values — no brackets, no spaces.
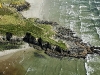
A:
6,32,12,41
55,45,62,53
38,37,43,49
23,32,36,45
35,18,59,25
9,2,30,11
23,32,31,42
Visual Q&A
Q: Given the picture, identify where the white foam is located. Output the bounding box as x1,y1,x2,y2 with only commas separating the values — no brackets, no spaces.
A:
85,62,94,75
21,0,44,19
85,54,95,75
95,27,100,38
19,53,24,63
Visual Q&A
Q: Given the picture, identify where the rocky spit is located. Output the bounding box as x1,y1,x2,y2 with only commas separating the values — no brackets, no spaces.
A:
34,19,100,59
0,19,100,59
1,19,100,59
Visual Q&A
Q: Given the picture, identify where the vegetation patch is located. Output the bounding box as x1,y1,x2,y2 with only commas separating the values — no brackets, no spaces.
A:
0,42,20,51
0,5,67,50
0,0,25,4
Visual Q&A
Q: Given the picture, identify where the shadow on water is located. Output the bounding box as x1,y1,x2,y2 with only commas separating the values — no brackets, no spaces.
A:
34,52,46,59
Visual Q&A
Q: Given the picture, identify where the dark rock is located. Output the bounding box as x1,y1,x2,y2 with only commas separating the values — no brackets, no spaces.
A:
23,32,37,45
23,32,31,42
35,18,59,25
34,52,46,58
9,1,30,11
43,42,51,50
55,45,62,53
6,32,12,41
67,50,71,54
29,36,36,44
38,37,43,49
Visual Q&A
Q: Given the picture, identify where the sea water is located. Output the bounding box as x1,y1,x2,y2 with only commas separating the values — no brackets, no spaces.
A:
21,0,100,75
41,0,100,46
22,0,100,46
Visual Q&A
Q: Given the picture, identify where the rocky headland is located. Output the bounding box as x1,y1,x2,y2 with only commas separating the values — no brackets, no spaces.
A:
1,19,100,59
0,1,100,59
33,19,100,58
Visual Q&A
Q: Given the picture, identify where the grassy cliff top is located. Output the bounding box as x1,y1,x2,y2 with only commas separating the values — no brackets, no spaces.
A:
0,3,67,50
0,0,25,4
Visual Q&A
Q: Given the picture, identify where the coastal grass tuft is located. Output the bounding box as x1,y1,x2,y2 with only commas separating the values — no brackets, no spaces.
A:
0,43,21,51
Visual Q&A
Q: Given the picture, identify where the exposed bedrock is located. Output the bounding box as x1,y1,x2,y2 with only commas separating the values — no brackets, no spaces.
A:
35,18,59,26
9,1,30,11
1,24,100,58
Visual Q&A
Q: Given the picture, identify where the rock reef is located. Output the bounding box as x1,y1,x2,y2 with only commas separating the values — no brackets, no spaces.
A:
1,26,100,59
33,20,100,58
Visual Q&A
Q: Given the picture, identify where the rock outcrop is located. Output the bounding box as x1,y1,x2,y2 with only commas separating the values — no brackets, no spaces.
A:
6,32,12,41
9,1,30,11
35,18,59,26
34,19,92,58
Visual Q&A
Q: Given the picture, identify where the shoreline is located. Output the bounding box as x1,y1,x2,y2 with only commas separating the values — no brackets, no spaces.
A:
0,0,100,59
20,0,44,19
0,43,30,57
0,0,99,58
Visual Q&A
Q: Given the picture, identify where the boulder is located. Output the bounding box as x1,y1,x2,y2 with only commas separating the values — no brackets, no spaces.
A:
38,37,43,49
6,32,12,41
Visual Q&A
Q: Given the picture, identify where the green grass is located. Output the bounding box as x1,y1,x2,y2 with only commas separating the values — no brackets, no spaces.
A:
0,7,13,15
0,5,67,50
0,42,21,51
0,0,25,4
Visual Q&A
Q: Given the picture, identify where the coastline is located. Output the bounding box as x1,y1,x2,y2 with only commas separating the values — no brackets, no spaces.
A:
0,43,30,57
20,0,44,19
0,0,100,75
0,0,99,59
0,0,46,59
